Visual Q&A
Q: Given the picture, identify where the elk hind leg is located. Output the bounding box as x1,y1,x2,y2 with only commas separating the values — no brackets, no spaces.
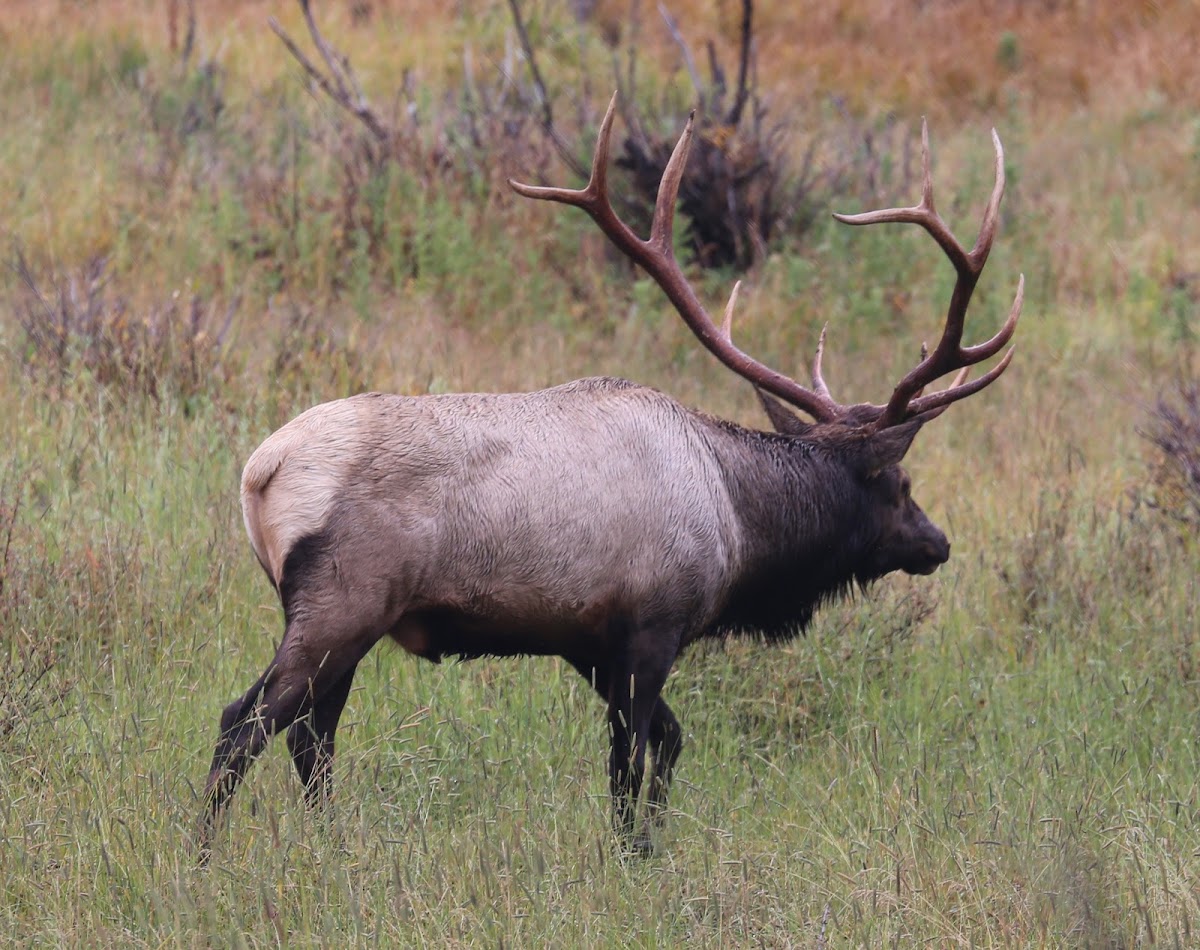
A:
199,625,368,853
286,662,358,808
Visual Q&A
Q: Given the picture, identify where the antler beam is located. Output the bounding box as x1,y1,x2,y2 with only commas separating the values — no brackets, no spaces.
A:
833,119,1022,429
509,93,843,424
511,95,1021,431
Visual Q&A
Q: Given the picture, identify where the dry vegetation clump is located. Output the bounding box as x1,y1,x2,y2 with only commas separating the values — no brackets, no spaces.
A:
11,251,235,405
1138,370,1200,532
581,0,811,269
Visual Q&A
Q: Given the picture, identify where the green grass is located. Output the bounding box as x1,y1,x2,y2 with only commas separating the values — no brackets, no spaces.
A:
2,2,1199,945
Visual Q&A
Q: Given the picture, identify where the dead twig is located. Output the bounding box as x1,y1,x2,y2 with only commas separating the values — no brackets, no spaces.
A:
657,2,705,108
269,0,391,147
504,0,590,181
726,0,752,125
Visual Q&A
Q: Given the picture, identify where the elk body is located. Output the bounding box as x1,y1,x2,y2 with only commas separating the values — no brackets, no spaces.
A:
201,97,1022,856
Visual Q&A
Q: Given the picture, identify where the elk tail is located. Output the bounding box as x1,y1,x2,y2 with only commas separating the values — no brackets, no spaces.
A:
240,440,287,587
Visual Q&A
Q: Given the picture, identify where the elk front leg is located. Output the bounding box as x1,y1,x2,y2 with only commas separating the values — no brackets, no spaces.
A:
606,642,674,855
645,697,683,827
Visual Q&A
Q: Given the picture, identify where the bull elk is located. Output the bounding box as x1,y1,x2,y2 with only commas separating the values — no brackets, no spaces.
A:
200,95,1022,856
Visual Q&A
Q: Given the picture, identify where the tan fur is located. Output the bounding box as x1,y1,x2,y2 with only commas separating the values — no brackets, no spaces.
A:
239,379,742,633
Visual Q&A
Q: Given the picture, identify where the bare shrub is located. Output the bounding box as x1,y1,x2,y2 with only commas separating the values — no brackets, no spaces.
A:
614,106,792,269
1137,375,1200,532
507,0,795,269
12,251,235,404
613,91,923,270
268,0,562,282
264,0,924,281
607,1,799,268
269,0,815,273
517,1,922,271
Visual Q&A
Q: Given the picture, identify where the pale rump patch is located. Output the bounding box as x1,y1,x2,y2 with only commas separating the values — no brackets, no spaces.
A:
240,400,363,585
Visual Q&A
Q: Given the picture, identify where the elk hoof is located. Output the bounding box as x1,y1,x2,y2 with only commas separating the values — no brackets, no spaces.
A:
620,832,655,858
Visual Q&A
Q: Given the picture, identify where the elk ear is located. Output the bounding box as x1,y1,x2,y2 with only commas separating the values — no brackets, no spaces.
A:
855,418,925,475
756,389,814,436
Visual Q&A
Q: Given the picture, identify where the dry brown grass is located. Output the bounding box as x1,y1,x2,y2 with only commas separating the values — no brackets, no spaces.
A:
598,0,1200,117
6,0,1197,120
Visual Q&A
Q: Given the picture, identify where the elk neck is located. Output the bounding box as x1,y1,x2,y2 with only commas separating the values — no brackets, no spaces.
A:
703,418,880,640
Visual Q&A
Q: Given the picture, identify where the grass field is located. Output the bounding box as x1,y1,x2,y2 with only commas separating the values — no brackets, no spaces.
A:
2,0,1198,945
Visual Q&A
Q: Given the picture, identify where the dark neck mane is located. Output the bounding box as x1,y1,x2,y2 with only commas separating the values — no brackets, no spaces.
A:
702,419,878,641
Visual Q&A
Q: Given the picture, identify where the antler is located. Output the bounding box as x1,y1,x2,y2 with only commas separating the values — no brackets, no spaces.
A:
510,95,1021,431
509,93,844,424
833,119,1022,430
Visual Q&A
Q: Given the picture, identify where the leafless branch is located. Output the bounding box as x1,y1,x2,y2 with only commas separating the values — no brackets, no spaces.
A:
269,0,391,146
504,0,591,180
725,0,752,126
167,0,197,65
505,0,553,133
657,2,705,109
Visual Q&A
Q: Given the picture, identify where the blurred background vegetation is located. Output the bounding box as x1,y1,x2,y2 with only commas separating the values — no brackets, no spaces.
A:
0,0,1198,945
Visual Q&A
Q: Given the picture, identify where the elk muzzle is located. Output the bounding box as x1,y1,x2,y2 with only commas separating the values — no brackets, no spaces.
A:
907,521,951,575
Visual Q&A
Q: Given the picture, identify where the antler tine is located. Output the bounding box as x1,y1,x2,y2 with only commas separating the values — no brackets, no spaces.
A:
833,120,972,275
957,270,1022,362
510,92,844,423
974,128,1007,267
911,342,930,400
833,121,1021,430
909,347,1015,418
811,325,832,400
719,282,740,341
508,95,636,244
649,106,694,254
905,273,1023,417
